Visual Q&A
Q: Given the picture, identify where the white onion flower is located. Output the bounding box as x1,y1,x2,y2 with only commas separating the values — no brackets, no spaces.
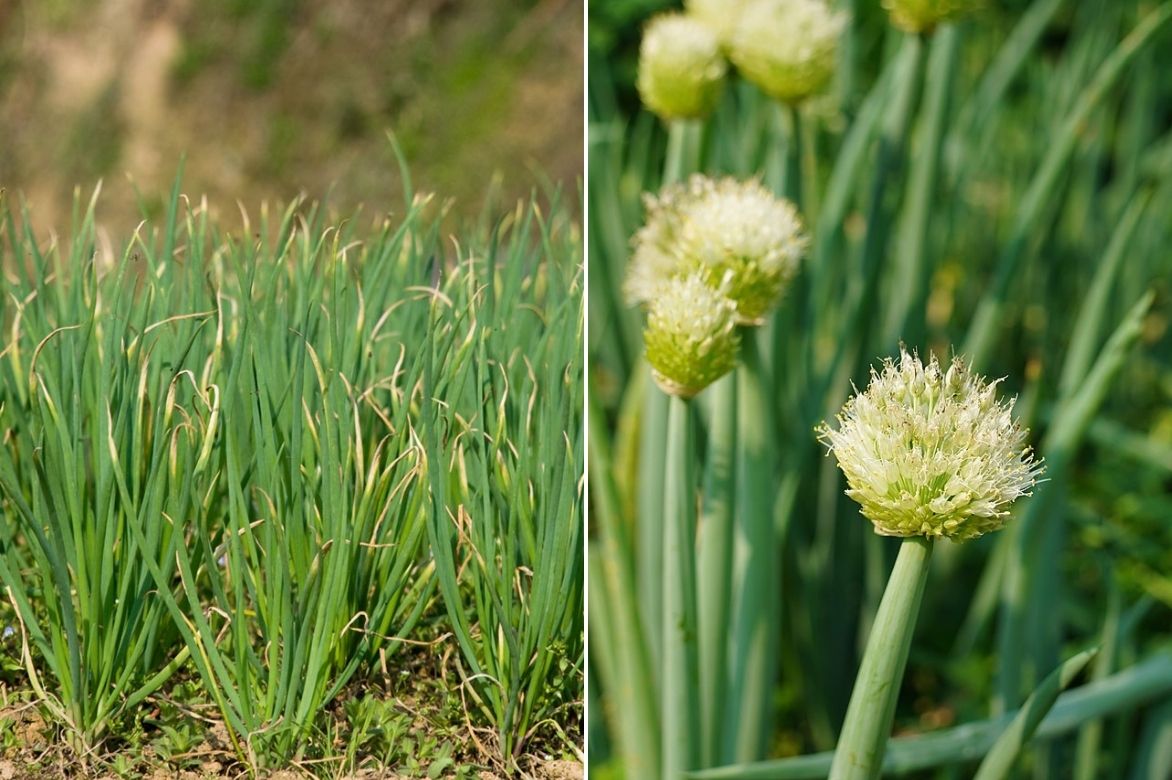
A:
673,177,806,323
818,348,1043,541
622,176,712,307
625,175,806,324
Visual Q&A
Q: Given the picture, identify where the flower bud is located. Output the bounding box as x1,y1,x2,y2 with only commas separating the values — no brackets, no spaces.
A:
728,0,847,104
684,0,749,46
644,273,739,398
817,348,1043,541
637,13,728,121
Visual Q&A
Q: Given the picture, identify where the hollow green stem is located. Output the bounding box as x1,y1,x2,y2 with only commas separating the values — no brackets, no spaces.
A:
641,116,704,667
783,104,804,208
830,536,934,780
697,372,738,768
590,390,662,779
771,103,808,395
665,119,704,185
724,332,780,762
663,394,701,779
639,380,670,666
974,647,1098,780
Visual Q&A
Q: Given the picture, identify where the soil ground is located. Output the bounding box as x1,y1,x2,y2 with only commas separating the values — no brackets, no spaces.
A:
0,629,582,779
0,0,583,236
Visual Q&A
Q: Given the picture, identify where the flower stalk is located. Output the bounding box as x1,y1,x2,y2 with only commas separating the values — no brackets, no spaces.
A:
724,330,781,761
829,536,933,780
821,348,1041,776
696,370,737,767
663,395,701,779
665,119,704,186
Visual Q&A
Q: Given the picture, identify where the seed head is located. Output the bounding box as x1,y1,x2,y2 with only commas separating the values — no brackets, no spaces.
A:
884,0,981,33
637,13,728,121
728,0,847,104
644,273,739,398
625,175,806,324
817,349,1043,541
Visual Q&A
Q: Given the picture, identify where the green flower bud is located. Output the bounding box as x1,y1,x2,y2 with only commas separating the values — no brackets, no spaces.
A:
624,175,807,324
685,0,749,46
817,348,1043,542
637,13,728,121
644,273,739,398
884,0,981,33
728,0,847,104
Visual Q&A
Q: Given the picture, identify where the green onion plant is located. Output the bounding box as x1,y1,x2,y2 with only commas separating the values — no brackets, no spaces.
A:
0,157,583,773
588,0,1172,777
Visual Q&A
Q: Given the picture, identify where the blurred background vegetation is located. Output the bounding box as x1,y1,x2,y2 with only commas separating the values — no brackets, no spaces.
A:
0,0,581,234
588,0,1172,774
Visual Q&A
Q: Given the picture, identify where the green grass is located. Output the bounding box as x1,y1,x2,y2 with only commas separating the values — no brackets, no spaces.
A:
588,0,1172,777
0,162,583,775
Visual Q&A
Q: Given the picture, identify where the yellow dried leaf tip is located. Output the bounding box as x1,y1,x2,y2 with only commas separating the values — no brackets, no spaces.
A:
729,0,847,104
637,13,728,121
884,0,981,34
644,274,740,399
818,348,1043,541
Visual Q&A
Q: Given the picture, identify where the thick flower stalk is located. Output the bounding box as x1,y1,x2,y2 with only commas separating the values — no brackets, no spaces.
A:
728,0,847,104
643,273,739,398
884,0,981,34
624,175,803,761
637,13,728,121
818,348,1042,541
823,350,1041,779
625,176,807,324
